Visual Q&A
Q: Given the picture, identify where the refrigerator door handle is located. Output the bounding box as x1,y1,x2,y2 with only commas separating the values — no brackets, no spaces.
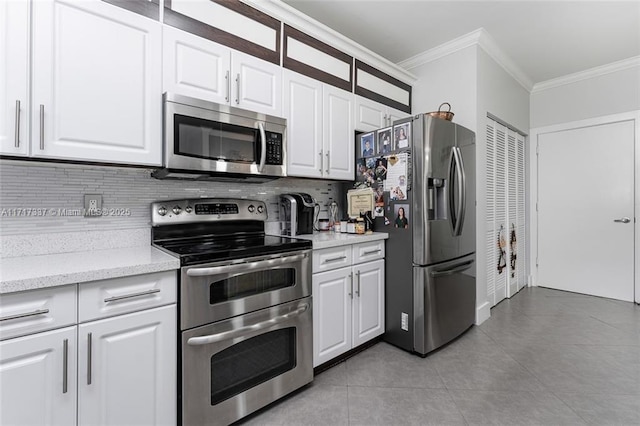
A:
453,146,466,236
430,259,474,278
448,148,458,233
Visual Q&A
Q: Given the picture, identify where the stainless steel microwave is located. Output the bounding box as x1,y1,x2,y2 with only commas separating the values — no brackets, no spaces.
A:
153,93,286,181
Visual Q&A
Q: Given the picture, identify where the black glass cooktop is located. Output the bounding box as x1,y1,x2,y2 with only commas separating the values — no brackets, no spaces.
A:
154,234,312,266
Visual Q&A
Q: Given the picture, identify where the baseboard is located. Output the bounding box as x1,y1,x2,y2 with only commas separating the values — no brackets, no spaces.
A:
475,301,491,325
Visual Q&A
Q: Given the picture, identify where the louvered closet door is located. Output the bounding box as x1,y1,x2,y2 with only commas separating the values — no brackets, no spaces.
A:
485,117,526,307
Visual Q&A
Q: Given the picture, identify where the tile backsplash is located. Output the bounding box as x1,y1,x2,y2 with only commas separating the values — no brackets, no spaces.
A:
0,160,345,236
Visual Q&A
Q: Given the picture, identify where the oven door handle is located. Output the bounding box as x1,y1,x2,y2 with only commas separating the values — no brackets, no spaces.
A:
186,253,307,277
186,303,309,346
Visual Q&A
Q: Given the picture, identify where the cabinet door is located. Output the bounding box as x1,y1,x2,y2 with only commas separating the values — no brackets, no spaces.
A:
354,96,386,132
388,106,409,126
78,305,176,426
283,70,323,178
312,267,352,367
31,0,162,166
0,0,29,156
352,259,385,347
231,51,281,116
323,85,354,180
163,25,231,105
0,327,77,426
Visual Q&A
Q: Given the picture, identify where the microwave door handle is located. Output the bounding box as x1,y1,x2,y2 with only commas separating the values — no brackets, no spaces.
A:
186,253,307,277
258,122,266,172
454,147,466,236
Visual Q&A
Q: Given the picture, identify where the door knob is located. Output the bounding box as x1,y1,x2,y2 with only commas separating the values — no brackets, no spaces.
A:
613,217,631,223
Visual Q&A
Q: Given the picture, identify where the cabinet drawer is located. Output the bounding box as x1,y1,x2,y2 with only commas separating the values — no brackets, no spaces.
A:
312,245,352,273
79,271,176,322
352,240,385,265
0,285,77,340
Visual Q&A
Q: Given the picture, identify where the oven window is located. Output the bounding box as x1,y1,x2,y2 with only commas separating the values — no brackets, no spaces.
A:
174,114,258,163
210,269,296,305
210,328,296,405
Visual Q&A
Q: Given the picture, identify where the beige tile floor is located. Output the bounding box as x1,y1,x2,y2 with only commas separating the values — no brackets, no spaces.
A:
241,287,640,425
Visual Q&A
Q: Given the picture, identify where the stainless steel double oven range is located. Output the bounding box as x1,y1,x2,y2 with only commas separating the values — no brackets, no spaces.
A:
151,198,313,425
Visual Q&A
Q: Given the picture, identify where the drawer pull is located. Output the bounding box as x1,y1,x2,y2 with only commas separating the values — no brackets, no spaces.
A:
104,288,160,303
323,255,347,264
363,249,381,255
0,308,50,322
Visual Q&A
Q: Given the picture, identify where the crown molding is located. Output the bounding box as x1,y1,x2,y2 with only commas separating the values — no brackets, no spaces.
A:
397,28,533,92
240,0,417,84
531,56,640,93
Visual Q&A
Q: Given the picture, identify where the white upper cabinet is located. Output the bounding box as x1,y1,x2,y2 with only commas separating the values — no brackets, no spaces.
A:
0,0,29,156
355,95,408,132
283,70,323,178
164,26,281,117
323,85,354,180
163,25,231,105
232,50,282,116
284,70,354,180
31,0,162,166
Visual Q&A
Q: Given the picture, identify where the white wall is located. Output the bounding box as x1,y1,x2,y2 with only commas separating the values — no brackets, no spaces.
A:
530,64,640,128
410,46,478,133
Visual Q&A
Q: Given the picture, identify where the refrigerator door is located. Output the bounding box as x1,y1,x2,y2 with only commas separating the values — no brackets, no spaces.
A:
413,115,461,265
413,253,476,355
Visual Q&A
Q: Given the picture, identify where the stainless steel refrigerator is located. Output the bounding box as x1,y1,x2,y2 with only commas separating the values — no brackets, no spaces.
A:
382,114,476,356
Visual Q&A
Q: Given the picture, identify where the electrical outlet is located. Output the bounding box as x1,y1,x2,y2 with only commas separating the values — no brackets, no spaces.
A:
84,194,102,217
401,312,409,331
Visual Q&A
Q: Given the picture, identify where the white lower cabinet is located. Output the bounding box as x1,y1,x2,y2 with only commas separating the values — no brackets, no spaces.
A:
78,305,176,426
0,326,77,426
312,241,385,367
0,271,178,426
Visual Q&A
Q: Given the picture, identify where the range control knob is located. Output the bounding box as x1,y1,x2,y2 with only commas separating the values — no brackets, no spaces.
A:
157,206,168,216
257,205,264,214
184,205,193,214
248,204,255,213
172,205,182,215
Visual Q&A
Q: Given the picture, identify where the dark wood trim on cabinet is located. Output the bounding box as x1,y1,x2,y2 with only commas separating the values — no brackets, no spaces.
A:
355,59,412,114
163,0,281,65
101,0,160,21
283,25,352,92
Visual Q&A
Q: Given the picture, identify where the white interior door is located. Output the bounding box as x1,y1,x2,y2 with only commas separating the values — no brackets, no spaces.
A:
537,120,635,301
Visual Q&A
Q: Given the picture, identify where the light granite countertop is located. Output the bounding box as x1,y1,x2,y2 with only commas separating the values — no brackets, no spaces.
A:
289,231,388,249
0,246,180,294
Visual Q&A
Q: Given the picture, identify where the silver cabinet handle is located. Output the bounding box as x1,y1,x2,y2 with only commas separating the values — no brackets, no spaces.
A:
614,217,631,223
319,150,323,174
187,253,306,277
104,288,160,303
0,308,50,322
257,122,266,172
14,100,20,147
62,338,69,394
39,104,45,150
187,304,308,345
363,249,381,255
323,255,346,263
325,150,330,174
235,73,240,104
87,333,92,385
224,70,230,102
355,270,361,297
349,272,353,299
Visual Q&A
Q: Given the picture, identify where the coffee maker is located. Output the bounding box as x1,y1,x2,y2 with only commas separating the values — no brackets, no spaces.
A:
280,193,316,236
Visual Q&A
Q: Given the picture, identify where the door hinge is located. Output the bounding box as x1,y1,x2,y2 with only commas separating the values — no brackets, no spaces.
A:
536,257,539,267
535,202,538,212
536,142,539,155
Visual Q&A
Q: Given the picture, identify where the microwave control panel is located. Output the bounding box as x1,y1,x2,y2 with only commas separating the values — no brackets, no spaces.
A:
264,132,283,165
